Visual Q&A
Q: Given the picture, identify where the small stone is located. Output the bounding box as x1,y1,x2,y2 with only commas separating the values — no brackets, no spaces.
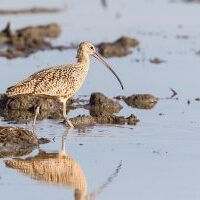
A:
124,94,157,109
149,58,165,64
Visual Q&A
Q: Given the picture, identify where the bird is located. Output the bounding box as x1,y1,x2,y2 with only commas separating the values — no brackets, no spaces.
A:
5,135,88,200
6,42,124,127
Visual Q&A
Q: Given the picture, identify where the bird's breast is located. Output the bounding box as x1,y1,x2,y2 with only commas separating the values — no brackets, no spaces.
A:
61,65,89,98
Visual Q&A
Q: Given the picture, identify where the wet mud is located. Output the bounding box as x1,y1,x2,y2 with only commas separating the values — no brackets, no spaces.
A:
70,93,138,127
0,126,38,146
115,94,158,109
176,35,189,39
97,36,139,58
88,92,122,116
0,92,139,126
70,113,139,127
0,23,72,59
149,57,165,64
0,94,72,122
183,0,200,2
0,126,50,158
100,0,108,8
0,7,62,15
0,145,37,158
0,23,139,59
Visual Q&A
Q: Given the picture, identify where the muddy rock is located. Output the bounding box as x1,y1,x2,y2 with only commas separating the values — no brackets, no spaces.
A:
121,94,158,109
0,49,31,59
6,95,63,110
184,0,200,2
0,126,50,158
101,0,108,8
16,23,61,40
0,145,37,158
1,23,61,46
176,35,189,39
97,36,139,58
69,93,139,127
98,42,130,58
116,36,139,47
149,58,165,64
95,114,139,125
70,115,96,126
0,23,72,59
1,109,63,122
69,114,139,127
38,137,51,144
88,92,122,116
0,92,139,126
195,98,200,101
0,7,62,15
0,126,38,146
196,50,200,55
126,114,139,125
0,94,72,122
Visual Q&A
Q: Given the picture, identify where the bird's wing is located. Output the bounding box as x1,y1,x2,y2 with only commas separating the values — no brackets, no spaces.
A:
6,65,71,96
33,67,72,95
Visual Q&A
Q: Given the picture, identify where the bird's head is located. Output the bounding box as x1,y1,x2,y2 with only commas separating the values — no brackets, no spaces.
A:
77,41,124,90
77,42,96,56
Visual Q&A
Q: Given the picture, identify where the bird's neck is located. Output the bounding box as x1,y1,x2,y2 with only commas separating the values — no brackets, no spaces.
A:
76,51,90,66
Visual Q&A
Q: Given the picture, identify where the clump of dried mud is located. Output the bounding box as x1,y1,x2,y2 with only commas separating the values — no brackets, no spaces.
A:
97,36,139,58
0,7,62,15
0,23,73,59
0,126,50,158
0,92,139,126
115,94,158,109
70,92,139,127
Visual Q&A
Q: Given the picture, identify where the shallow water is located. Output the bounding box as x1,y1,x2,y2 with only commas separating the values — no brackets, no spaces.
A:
1,0,200,199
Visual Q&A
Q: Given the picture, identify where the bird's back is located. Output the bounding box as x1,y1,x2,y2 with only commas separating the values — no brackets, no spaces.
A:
6,63,89,99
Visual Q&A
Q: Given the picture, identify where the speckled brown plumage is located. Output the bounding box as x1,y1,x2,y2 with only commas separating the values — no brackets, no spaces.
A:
6,63,89,100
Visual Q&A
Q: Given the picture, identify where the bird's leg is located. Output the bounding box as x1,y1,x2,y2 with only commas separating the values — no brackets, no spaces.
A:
32,100,42,130
32,105,40,133
33,105,40,126
62,99,74,128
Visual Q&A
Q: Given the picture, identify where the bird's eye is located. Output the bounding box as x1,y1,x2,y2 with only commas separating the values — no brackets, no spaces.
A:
90,46,94,50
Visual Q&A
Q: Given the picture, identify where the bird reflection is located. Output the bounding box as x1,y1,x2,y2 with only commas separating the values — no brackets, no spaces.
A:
5,135,87,200
4,134,122,200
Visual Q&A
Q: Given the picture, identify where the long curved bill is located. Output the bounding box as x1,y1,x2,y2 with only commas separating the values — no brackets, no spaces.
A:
92,52,124,90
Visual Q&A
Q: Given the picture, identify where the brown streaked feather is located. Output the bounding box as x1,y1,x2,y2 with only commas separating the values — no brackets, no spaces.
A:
6,63,88,99
6,66,55,95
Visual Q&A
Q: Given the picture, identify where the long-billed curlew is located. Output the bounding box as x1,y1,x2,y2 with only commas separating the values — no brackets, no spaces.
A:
6,42,124,127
